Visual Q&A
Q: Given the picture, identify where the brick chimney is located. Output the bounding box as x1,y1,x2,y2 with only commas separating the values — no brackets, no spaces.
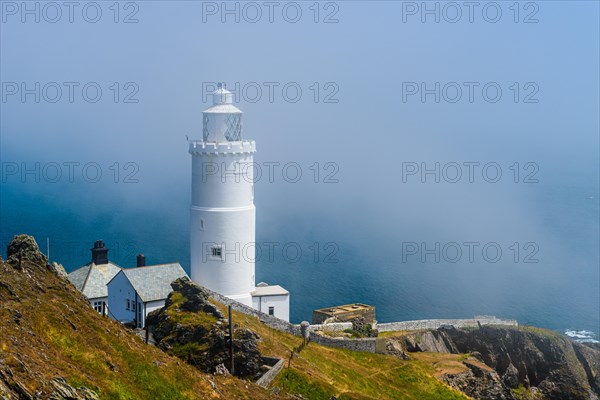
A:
91,240,108,265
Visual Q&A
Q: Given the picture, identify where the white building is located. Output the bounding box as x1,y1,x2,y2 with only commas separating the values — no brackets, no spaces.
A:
106,262,188,328
189,83,290,321
67,240,122,314
252,282,290,321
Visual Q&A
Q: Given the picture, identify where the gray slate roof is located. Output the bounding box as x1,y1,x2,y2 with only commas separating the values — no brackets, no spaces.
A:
117,263,188,303
68,262,122,300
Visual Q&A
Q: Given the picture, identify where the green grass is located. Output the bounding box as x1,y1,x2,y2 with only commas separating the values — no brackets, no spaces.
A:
275,369,336,400
512,384,543,400
0,259,276,400
164,292,219,328
208,301,470,400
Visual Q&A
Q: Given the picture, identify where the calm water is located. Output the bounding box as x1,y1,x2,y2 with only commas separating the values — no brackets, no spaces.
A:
1,181,598,342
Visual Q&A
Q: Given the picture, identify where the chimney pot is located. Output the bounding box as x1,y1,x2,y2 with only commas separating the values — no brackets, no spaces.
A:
90,240,109,264
137,254,146,267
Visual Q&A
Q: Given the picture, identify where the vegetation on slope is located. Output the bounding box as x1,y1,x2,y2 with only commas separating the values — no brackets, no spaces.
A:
145,276,470,399
209,295,471,399
0,235,276,400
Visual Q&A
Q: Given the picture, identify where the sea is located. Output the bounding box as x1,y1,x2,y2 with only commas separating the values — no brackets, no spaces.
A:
1,180,598,343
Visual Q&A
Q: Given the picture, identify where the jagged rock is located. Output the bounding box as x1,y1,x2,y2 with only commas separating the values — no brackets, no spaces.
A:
6,235,48,268
385,339,410,360
387,326,600,400
442,360,516,400
50,262,68,280
12,310,22,324
146,278,262,379
214,363,230,375
49,378,99,400
502,363,520,388
0,368,99,400
572,341,600,395
400,329,458,353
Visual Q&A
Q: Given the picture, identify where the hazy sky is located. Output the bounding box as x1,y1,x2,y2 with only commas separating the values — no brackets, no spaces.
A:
3,0,598,237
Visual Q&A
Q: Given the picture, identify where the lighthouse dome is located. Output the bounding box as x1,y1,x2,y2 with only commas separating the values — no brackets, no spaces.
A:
213,83,233,105
202,83,243,142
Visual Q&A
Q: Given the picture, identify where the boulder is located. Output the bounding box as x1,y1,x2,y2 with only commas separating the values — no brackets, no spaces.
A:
6,235,48,268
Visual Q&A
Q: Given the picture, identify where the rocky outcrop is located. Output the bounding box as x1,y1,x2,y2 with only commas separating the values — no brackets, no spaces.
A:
0,236,100,400
49,378,99,400
573,342,600,396
50,262,69,280
351,316,378,338
6,234,48,268
146,277,264,379
441,359,516,400
401,328,459,353
386,326,600,400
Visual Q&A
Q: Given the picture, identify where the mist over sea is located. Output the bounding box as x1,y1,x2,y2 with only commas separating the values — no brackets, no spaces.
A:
2,175,598,342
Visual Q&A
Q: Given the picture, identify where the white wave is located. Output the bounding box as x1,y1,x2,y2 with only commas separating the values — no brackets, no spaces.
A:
565,330,599,343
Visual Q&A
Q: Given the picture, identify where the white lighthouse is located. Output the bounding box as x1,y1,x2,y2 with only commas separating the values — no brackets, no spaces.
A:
189,83,289,320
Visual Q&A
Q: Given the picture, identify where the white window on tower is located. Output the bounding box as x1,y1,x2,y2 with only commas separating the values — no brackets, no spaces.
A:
268,306,275,316
211,246,223,259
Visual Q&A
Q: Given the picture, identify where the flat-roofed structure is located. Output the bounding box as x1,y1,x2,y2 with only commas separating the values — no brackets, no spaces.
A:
251,282,290,321
312,303,376,325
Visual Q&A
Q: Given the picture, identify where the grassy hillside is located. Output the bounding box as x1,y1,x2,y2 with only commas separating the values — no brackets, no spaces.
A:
0,253,275,399
211,297,471,399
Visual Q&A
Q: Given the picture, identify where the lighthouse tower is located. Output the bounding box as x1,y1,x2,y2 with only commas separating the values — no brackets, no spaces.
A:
189,83,256,306
189,83,290,320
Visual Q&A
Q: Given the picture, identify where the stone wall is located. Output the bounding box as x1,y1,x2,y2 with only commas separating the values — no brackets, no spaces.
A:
307,322,353,333
205,287,300,335
378,316,518,332
256,358,285,388
309,331,377,353
204,287,517,354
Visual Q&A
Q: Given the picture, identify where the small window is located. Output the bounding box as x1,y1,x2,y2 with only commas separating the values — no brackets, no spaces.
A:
200,219,205,230
268,306,275,316
211,246,222,259
93,301,103,313
132,301,136,312
126,299,130,310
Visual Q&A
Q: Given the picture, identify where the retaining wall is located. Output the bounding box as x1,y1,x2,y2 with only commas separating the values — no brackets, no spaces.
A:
204,287,517,353
205,287,300,335
378,316,518,332
309,331,377,353
307,322,353,333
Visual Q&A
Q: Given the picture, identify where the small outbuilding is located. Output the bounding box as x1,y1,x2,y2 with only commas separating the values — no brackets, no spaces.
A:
312,303,376,325
107,262,188,328
251,282,290,321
